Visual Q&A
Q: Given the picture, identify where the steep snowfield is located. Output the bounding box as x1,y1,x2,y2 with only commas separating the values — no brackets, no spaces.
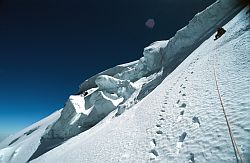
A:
161,0,242,71
0,110,61,163
28,5,249,163
0,1,249,163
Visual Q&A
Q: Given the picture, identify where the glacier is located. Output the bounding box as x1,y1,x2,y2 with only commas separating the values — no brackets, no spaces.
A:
0,0,249,162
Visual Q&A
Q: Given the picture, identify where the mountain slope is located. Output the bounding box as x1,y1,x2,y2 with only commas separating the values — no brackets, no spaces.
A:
0,110,61,163
32,5,249,163
0,1,249,163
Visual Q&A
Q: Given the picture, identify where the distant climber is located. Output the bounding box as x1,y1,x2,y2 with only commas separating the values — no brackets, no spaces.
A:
84,91,88,96
214,27,226,40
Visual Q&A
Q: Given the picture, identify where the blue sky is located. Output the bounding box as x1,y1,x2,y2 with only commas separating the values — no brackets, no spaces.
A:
0,0,215,140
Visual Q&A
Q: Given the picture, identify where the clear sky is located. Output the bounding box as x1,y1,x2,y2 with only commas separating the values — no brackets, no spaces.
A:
0,0,215,140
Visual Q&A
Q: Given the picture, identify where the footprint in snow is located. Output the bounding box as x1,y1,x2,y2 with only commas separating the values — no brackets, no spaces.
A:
176,100,180,104
156,130,163,134
180,103,187,108
159,117,165,121
179,132,187,142
192,116,200,127
156,124,161,128
161,109,165,112
188,153,195,163
150,149,158,156
150,139,157,147
176,132,187,154
149,149,159,160
177,110,184,122
149,139,159,160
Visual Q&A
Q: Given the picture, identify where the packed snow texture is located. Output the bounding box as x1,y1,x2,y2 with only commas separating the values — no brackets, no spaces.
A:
37,35,169,151
0,1,249,163
31,5,249,163
0,110,61,163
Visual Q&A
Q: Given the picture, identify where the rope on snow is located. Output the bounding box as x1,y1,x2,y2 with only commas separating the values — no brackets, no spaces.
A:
212,53,244,163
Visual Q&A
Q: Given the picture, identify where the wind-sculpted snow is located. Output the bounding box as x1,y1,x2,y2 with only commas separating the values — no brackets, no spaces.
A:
24,37,171,161
78,61,138,93
27,89,125,160
43,76,135,139
31,5,249,163
95,75,136,99
143,41,168,72
162,0,244,75
43,95,91,139
90,91,124,113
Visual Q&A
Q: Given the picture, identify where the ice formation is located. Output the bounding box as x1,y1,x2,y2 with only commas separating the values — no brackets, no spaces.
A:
0,0,248,162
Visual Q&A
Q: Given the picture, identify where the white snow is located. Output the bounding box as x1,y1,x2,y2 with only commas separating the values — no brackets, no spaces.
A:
0,110,61,163
68,95,88,114
95,75,136,99
78,60,138,93
143,40,168,72
31,4,249,163
0,1,249,163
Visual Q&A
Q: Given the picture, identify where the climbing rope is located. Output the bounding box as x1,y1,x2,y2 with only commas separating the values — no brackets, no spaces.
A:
212,54,244,163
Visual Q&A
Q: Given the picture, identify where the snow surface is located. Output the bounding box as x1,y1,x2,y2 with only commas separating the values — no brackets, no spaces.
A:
0,110,61,163
31,5,249,163
0,1,249,163
162,0,242,71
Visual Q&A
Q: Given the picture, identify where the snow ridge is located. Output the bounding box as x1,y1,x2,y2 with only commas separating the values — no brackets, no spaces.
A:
0,1,249,163
162,0,244,75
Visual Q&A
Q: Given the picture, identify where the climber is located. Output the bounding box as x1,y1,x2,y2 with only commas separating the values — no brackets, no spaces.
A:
84,91,88,96
214,27,226,40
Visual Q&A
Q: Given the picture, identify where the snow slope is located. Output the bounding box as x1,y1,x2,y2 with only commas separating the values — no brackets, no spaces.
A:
161,0,242,72
0,1,249,163
0,110,61,163
31,5,249,163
